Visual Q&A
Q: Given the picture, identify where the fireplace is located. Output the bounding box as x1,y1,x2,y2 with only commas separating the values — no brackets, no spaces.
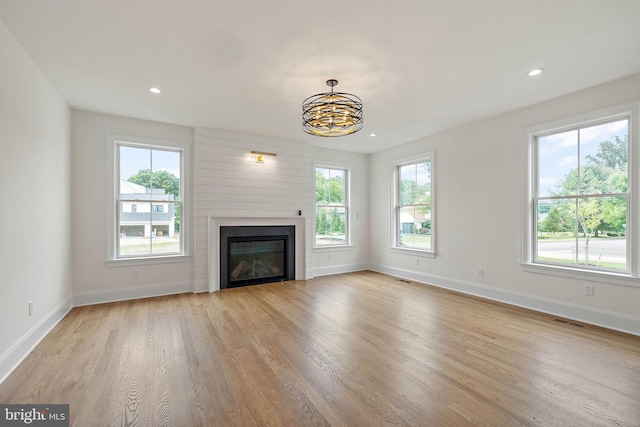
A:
220,225,295,289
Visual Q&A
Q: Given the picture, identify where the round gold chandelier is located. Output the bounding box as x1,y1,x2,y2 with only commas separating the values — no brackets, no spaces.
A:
302,79,363,137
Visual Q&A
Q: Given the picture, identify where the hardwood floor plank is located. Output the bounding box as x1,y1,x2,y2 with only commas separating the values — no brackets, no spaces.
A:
1,271,639,426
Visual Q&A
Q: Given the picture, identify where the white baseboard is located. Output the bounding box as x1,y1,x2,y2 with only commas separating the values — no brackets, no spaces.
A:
311,263,369,278
73,281,194,306
369,264,640,336
0,297,72,385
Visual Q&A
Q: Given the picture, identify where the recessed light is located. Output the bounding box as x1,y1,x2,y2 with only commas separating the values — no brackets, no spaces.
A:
148,87,162,94
527,68,543,77
369,133,377,137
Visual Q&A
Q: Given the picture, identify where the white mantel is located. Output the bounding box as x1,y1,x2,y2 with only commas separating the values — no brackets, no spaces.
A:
208,216,307,292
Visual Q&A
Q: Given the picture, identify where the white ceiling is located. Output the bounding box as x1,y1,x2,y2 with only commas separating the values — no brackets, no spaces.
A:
1,1,640,153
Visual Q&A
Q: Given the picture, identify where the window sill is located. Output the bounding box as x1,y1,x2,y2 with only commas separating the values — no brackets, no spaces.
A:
520,262,640,288
313,245,354,252
106,255,191,267
389,247,435,258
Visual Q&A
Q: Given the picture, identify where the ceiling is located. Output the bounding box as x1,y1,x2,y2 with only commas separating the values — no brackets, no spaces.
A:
1,1,640,154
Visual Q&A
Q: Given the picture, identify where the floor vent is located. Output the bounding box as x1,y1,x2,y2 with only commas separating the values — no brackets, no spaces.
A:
554,318,585,328
398,279,412,283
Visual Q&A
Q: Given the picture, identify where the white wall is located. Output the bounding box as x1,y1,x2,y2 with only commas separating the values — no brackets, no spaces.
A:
0,20,71,381
193,129,314,291
369,73,640,335
71,110,194,304
311,147,370,276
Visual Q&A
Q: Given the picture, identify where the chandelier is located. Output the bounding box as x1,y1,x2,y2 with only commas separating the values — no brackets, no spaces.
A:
302,79,363,137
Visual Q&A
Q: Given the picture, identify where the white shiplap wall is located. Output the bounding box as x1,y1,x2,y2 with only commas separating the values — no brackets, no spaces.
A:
193,128,313,291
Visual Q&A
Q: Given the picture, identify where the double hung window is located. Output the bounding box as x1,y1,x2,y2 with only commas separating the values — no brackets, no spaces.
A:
528,106,635,276
315,166,349,246
109,136,188,261
394,154,434,253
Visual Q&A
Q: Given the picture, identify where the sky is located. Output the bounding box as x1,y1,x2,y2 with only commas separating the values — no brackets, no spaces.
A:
537,119,628,197
119,146,180,180
400,162,430,187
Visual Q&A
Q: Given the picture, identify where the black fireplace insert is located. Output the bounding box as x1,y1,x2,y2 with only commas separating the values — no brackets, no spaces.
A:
220,225,295,289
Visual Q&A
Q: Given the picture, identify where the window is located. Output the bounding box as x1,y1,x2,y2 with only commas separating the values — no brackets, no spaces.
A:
108,135,189,261
527,106,636,276
315,166,348,246
394,154,433,253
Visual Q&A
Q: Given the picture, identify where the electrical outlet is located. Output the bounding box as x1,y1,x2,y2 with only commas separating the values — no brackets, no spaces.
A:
584,285,594,297
132,270,139,279
414,258,419,266
478,268,484,277
29,301,33,316
328,253,332,261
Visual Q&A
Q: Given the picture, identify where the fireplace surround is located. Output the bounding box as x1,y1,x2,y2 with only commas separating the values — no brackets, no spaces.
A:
208,216,307,292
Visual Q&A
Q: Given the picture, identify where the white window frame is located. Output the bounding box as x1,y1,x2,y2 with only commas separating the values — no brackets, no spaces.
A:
106,134,190,266
390,152,435,258
313,163,351,249
522,103,640,286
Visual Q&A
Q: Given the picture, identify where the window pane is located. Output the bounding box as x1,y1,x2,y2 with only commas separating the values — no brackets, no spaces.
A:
579,119,628,170
536,196,627,271
329,169,345,204
400,162,431,206
577,196,627,271
151,205,180,254
579,119,628,195
416,162,431,188
120,146,151,191
118,201,181,256
400,164,416,205
416,162,431,206
151,149,181,200
315,206,346,245
538,130,578,197
536,199,576,265
399,206,431,250
399,205,416,246
315,168,330,204
119,201,152,256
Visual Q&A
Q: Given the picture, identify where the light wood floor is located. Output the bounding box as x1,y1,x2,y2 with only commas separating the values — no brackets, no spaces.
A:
1,271,639,426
